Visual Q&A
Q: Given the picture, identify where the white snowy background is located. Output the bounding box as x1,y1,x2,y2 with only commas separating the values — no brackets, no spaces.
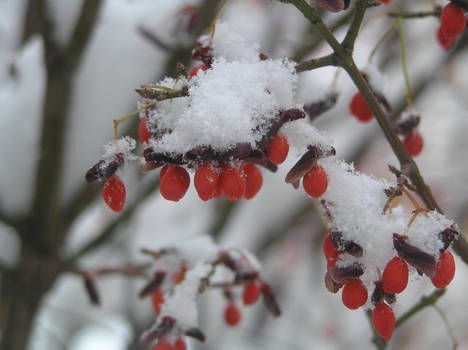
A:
1,0,468,349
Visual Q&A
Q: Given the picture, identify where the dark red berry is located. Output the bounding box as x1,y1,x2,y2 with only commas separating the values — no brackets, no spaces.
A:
160,165,190,201
242,163,263,199
139,116,151,144
341,279,368,309
303,166,328,198
190,64,209,77
224,302,241,326
174,336,186,350
402,131,423,157
151,342,173,350
372,303,395,341
381,0,390,3
382,257,409,294
323,232,339,267
349,92,373,122
431,250,456,288
220,165,246,202
242,281,261,305
103,174,126,212
267,134,289,165
152,288,164,315
440,3,466,38
194,162,220,201
437,26,455,50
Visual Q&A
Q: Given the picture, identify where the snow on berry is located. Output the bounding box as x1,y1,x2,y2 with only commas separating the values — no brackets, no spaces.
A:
372,303,395,341
189,64,209,77
319,158,456,297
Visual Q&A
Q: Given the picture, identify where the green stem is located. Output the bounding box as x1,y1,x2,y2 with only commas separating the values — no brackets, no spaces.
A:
432,304,458,349
295,53,339,72
397,16,413,111
113,100,156,140
368,20,397,63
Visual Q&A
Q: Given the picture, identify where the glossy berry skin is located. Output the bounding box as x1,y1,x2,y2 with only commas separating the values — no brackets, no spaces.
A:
372,303,396,341
243,281,261,305
323,233,339,267
440,3,466,38
220,165,246,202
190,64,209,77
431,250,456,288
242,163,263,199
139,116,151,144
194,162,220,201
303,166,328,198
437,26,455,50
349,92,373,122
382,257,409,294
267,134,289,165
402,131,424,157
103,174,126,212
341,279,368,310
152,288,164,315
159,166,190,201
224,302,241,326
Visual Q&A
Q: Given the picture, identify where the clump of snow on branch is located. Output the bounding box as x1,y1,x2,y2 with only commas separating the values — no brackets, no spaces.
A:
144,21,333,155
320,158,456,292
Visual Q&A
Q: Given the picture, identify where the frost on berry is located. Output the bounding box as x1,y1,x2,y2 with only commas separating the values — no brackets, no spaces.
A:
372,303,395,341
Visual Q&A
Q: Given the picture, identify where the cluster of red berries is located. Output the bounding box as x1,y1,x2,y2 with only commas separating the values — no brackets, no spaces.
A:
323,231,456,341
437,2,466,50
224,281,263,327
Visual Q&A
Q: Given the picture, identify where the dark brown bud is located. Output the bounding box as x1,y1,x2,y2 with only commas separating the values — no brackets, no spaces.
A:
451,0,468,11
138,271,166,298
324,270,345,293
261,283,281,317
83,273,100,305
304,93,338,121
85,153,124,182
329,231,363,258
219,251,237,271
394,115,420,135
139,316,175,345
328,263,364,283
315,0,350,12
393,233,437,278
371,281,384,305
438,225,458,252
184,327,206,342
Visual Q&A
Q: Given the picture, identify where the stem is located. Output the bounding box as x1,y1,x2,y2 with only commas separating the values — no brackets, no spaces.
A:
387,10,442,19
113,100,156,140
295,53,339,72
397,17,413,111
432,304,458,349
395,289,446,327
209,0,231,40
368,21,397,63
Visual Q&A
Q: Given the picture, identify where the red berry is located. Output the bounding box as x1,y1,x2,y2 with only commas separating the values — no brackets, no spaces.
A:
152,288,164,315
151,342,173,350
139,116,151,144
349,92,373,122
171,264,187,284
437,26,455,50
159,166,190,201
242,163,263,199
224,302,241,326
174,336,186,350
190,64,209,77
303,166,328,198
213,186,223,198
267,134,289,165
372,303,395,341
431,250,456,289
402,131,424,157
160,164,172,180
194,162,220,201
341,279,368,310
242,281,261,305
440,3,466,38
382,257,409,294
381,0,390,3
102,174,126,212
323,232,339,266
220,165,246,202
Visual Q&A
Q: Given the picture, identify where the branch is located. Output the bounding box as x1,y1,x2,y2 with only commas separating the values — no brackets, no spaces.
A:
387,10,441,19
295,53,339,72
342,1,369,53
